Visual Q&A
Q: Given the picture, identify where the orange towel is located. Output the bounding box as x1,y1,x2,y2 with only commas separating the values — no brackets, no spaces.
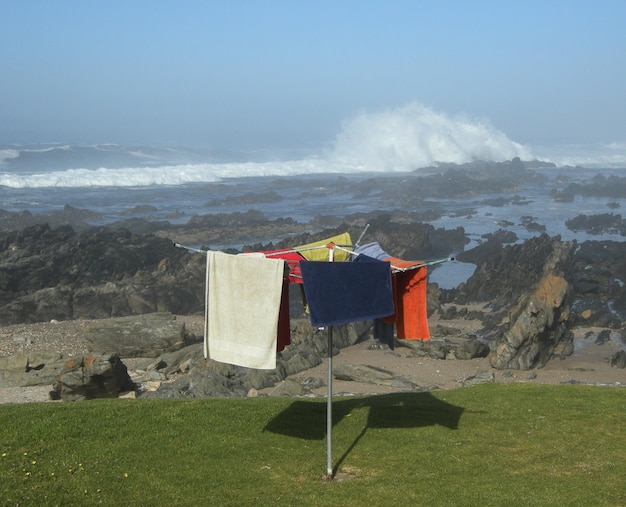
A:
384,258,430,341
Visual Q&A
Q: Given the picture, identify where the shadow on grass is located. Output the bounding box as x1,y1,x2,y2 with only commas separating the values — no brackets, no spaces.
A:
264,392,464,476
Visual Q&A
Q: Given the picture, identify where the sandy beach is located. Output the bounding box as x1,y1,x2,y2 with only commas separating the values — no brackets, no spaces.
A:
1,315,623,405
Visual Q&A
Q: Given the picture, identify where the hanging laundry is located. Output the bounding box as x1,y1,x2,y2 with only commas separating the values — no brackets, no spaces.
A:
384,257,430,340
204,251,285,369
276,279,291,352
262,249,306,283
295,232,353,262
299,255,394,327
354,242,391,261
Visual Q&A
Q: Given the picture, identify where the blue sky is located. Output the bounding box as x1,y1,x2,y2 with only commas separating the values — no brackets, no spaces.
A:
2,0,625,152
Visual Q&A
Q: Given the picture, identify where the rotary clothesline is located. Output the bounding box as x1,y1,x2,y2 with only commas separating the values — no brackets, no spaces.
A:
175,233,454,479
175,237,453,349
175,240,453,274
176,238,452,347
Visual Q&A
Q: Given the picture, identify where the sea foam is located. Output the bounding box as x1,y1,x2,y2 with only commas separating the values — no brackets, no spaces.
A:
3,102,625,189
331,102,533,171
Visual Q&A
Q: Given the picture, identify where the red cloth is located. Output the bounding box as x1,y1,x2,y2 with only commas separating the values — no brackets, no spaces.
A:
276,280,291,352
383,258,430,341
262,249,306,284
261,251,298,351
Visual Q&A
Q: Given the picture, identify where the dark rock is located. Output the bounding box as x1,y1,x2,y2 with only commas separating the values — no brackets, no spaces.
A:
332,363,419,390
570,241,626,325
0,224,206,324
0,351,69,388
561,173,626,199
460,370,495,386
400,158,547,199
140,320,371,399
453,339,490,360
52,353,135,401
402,339,450,360
300,376,325,390
566,213,625,236
0,205,103,233
555,335,575,359
456,230,517,265
490,273,572,370
137,343,203,378
397,334,489,361
438,305,464,320
595,329,612,345
0,210,464,327
269,380,306,397
448,234,578,369
138,376,192,399
570,299,623,329
84,313,199,358
452,234,576,313
609,351,626,369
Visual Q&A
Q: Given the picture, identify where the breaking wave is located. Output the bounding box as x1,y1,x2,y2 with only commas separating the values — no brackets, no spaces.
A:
5,102,625,189
331,102,533,171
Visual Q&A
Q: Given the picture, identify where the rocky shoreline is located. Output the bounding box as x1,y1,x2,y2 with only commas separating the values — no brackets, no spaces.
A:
1,160,625,402
1,312,623,405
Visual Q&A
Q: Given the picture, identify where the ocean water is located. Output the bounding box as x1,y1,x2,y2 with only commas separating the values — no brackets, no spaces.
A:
2,107,626,288
2,142,625,237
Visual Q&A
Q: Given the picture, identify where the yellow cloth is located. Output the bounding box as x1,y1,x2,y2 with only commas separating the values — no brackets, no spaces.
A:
295,233,353,262
204,251,285,369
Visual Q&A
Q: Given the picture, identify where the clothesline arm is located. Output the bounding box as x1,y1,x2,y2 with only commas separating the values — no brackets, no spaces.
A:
389,257,455,272
174,241,355,257
174,242,455,270
354,223,370,247
175,243,208,254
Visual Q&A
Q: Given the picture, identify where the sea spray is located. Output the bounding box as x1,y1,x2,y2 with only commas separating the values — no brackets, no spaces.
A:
331,102,533,171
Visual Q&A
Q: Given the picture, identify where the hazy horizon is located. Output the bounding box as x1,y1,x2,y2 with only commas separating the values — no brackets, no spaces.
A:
2,1,625,157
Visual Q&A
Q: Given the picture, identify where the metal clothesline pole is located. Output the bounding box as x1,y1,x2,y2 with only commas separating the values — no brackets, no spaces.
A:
326,245,335,479
354,223,370,247
327,324,333,478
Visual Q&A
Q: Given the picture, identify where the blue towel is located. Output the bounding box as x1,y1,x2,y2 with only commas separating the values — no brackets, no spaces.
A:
300,255,394,327
354,242,391,261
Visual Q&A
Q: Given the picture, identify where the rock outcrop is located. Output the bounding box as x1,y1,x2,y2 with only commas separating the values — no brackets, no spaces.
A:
0,224,206,324
448,234,577,369
332,363,422,390
569,240,626,327
140,320,370,399
0,215,468,325
85,312,199,358
0,351,70,388
52,353,135,402
2,205,624,393
609,350,626,369
396,333,490,361
490,274,572,370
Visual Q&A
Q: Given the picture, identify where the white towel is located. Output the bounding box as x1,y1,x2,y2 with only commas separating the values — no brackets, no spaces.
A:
204,251,285,369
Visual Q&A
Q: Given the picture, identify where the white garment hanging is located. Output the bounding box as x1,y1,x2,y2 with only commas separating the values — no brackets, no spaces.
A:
204,251,285,369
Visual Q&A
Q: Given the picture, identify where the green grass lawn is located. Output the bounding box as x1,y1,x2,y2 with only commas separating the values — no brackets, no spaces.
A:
1,383,624,506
